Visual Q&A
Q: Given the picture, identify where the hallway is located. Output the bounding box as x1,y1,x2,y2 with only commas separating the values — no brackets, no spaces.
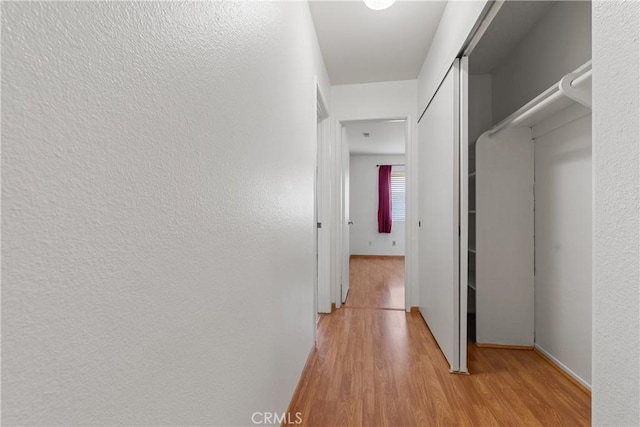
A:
2,2,637,425
288,258,591,426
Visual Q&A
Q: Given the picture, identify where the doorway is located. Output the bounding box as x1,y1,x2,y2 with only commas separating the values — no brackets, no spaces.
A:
338,118,408,310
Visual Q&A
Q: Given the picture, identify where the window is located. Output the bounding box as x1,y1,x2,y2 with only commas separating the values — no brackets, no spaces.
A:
391,170,406,221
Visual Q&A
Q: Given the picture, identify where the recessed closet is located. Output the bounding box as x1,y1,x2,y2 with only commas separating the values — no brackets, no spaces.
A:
418,0,592,390
467,0,592,388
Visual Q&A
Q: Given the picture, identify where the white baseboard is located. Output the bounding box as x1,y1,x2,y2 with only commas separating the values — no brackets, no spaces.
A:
534,344,591,391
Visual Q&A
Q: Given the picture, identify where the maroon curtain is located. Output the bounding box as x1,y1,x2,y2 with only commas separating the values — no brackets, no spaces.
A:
378,165,392,233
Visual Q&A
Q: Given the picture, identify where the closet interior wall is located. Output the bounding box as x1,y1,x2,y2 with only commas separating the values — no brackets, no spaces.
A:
467,0,592,388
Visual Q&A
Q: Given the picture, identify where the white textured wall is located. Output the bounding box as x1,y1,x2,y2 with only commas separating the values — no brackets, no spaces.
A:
534,115,592,387
592,1,640,424
349,155,405,256
1,2,330,425
491,1,591,124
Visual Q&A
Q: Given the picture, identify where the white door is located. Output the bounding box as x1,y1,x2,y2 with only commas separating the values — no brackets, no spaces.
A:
418,59,466,372
341,127,350,303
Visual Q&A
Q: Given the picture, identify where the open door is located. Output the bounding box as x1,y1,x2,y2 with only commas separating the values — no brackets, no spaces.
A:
418,58,468,373
341,126,350,303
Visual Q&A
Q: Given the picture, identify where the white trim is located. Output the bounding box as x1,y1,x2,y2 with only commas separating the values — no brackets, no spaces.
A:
313,78,319,343
331,119,342,308
316,81,331,315
404,116,418,313
340,126,350,303
534,344,592,391
451,59,461,373
458,56,469,374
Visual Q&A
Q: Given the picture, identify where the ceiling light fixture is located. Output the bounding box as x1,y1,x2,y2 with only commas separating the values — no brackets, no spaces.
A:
363,0,396,11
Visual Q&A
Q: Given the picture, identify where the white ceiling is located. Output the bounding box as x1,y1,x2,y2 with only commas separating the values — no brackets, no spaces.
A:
309,0,447,85
345,120,406,155
469,1,555,74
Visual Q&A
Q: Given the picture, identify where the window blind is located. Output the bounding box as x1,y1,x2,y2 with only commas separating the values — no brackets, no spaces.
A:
391,171,406,221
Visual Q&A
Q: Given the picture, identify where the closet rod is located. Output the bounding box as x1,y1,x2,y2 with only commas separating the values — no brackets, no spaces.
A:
571,69,592,87
376,164,405,167
489,90,564,136
488,62,592,137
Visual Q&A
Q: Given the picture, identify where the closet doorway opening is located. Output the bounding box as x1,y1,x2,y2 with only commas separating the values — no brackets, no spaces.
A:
415,0,592,379
462,0,592,390
338,118,409,311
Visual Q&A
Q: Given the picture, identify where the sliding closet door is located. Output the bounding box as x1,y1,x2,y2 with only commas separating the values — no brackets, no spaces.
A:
418,59,463,372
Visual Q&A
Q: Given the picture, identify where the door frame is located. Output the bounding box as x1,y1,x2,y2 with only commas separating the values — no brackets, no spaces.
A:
315,79,331,325
341,125,350,304
458,56,469,374
332,115,416,312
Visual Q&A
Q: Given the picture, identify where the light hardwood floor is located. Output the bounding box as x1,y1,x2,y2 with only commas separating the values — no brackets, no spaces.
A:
346,256,404,310
287,257,591,426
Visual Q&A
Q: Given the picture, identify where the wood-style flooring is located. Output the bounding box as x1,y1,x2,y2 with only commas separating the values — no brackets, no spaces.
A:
345,256,404,310
287,256,591,426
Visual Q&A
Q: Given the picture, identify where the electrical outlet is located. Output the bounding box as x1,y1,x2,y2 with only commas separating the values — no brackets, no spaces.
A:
392,241,396,246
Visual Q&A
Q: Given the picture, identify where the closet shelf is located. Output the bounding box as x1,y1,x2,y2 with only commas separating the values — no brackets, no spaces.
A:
488,61,592,137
